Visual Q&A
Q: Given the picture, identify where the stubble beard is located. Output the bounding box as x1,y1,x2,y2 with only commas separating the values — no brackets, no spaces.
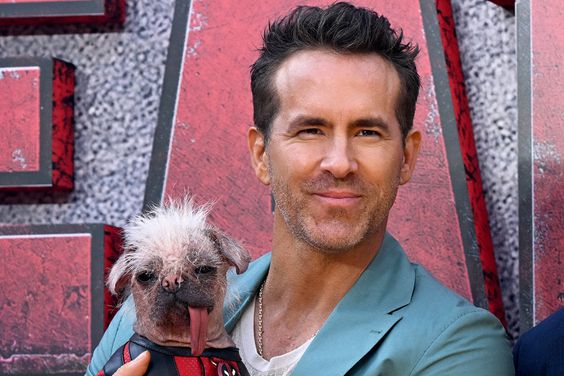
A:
269,167,399,255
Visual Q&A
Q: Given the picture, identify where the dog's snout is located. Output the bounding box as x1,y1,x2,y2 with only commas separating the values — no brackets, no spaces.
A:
162,275,182,293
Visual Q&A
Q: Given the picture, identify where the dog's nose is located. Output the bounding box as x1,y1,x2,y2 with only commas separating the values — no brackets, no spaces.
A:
162,275,182,293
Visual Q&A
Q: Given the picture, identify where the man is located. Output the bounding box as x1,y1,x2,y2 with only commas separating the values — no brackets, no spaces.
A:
513,307,564,376
87,2,514,375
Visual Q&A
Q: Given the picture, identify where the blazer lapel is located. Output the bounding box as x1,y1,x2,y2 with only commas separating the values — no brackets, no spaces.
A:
293,234,415,375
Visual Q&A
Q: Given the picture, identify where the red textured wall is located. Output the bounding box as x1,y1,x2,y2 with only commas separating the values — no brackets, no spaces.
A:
0,58,75,191
0,0,81,3
52,59,75,191
488,0,515,9
0,234,92,373
530,0,564,322
0,67,41,173
0,0,125,25
436,0,506,326
103,225,124,328
0,225,124,375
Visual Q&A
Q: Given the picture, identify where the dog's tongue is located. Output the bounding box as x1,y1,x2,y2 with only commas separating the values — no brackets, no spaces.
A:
188,306,208,356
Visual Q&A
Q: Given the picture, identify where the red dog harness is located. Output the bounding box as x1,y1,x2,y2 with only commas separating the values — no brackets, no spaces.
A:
98,334,249,376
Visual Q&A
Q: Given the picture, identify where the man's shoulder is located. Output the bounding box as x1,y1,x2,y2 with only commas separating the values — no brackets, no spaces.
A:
513,307,564,375
411,262,480,313
376,234,493,323
404,261,502,333
517,306,563,348
382,261,512,374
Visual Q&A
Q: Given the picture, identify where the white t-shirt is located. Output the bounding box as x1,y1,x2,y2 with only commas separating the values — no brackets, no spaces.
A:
231,296,314,376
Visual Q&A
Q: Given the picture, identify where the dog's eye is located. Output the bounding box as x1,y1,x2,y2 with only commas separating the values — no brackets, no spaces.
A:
194,266,216,275
136,271,156,283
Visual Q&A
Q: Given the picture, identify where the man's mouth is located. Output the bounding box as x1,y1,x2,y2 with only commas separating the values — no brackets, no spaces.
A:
313,191,362,206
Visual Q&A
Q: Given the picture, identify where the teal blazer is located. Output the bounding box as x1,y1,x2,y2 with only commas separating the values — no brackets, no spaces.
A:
87,234,514,375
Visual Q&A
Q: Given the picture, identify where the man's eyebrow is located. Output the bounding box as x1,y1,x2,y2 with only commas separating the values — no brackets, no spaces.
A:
286,115,392,133
352,117,391,133
287,115,331,129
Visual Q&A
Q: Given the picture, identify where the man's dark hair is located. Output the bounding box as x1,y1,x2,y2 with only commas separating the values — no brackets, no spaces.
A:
250,2,420,142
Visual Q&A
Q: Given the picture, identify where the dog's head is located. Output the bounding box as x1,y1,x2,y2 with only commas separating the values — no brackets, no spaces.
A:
108,198,250,355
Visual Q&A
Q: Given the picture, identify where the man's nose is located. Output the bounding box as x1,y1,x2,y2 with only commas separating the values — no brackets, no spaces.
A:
319,137,358,178
162,274,182,293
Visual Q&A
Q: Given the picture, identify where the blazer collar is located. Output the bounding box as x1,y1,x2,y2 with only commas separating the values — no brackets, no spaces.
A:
224,233,415,375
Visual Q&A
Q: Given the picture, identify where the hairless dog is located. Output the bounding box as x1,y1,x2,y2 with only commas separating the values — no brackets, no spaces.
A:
98,198,251,376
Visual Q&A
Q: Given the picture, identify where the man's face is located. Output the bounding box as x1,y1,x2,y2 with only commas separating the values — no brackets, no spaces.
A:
249,49,420,253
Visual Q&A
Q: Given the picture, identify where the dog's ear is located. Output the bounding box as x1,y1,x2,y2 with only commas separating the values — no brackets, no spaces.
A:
107,252,133,296
207,228,251,274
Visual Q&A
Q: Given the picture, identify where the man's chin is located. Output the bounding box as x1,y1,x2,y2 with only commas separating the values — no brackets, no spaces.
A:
304,214,388,251
301,229,368,254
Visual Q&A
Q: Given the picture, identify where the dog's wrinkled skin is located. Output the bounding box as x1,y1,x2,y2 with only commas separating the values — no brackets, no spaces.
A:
108,199,251,355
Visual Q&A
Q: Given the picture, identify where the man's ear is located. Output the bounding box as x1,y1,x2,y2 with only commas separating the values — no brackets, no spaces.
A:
399,129,422,185
248,127,270,185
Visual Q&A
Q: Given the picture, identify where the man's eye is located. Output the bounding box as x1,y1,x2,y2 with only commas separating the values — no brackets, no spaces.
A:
195,266,216,275
136,271,156,283
298,128,323,136
357,129,380,137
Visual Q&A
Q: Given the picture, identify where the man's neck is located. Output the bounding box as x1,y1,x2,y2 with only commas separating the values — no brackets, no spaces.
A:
255,213,386,359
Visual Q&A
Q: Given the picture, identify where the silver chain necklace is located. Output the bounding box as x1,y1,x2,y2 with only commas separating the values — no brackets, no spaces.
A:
256,279,320,358
257,280,266,357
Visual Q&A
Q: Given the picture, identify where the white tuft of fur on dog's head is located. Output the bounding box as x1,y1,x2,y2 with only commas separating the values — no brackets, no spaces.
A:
108,197,250,297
